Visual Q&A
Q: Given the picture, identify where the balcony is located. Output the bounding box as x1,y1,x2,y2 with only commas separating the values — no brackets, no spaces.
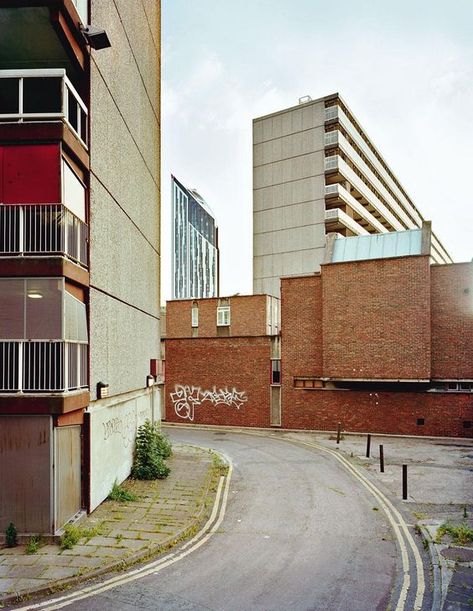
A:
0,341,87,393
325,183,388,234
325,208,368,236
0,204,88,267
0,69,88,148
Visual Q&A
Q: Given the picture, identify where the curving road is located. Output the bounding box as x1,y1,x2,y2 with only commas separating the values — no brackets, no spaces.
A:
33,428,428,611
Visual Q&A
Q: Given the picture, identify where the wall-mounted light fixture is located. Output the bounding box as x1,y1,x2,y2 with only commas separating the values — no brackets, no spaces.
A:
146,375,155,388
81,26,111,50
27,291,43,299
97,381,109,399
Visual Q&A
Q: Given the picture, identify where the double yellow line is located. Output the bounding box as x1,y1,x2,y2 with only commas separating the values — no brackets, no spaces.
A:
16,456,233,611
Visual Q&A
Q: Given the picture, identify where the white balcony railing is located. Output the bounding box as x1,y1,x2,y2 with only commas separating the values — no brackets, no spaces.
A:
0,69,88,148
324,130,339,146
324,155,339,171
0,341,87,393
324,105,339,121
0,204,88,267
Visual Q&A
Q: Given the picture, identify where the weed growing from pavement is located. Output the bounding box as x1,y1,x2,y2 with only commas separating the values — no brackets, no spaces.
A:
435,522,473,546
59,521,104,550
108,481,138,503
25,535,44,555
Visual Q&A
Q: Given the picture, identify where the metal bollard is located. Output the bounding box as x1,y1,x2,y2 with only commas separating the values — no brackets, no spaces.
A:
336,422,341,444
366,433,371,458
402,464,408,500
379,444,384,473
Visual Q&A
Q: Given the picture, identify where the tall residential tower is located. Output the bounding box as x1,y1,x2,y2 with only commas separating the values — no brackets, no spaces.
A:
253,93,452,296
172,175,219,300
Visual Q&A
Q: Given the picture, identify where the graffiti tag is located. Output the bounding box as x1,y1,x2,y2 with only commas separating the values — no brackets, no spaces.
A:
170,385,248,421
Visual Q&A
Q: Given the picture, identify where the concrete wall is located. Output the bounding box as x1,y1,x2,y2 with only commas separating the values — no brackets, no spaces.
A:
89,0,160,395
253,100,327,297
89,388,159,510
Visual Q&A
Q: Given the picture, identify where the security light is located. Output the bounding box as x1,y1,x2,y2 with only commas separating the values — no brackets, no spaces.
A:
97,381,109,399
81,26,111,50
27,291,43,299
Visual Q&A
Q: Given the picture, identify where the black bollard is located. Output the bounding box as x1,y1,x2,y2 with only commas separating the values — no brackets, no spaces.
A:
366,433,371,458
402,464,408,500
379,444,384,473
336,422,341,444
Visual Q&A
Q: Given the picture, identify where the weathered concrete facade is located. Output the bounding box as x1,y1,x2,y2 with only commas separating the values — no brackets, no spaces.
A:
253,94,453,298
87,0,161,511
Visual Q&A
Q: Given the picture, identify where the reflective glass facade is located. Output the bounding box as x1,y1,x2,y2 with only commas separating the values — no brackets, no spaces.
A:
172,176,218,299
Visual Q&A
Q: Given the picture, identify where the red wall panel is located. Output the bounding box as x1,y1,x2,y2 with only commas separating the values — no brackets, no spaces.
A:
0,147,3,202
1,144,61,204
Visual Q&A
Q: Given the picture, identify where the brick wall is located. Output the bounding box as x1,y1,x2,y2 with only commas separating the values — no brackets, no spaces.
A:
166,295,270,338
281,387,472,438
164,336,271,427
322,256,431,380
281,275,323,378
431,263,473,379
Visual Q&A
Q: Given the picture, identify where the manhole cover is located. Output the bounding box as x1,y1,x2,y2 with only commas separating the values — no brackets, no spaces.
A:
441,547,473,562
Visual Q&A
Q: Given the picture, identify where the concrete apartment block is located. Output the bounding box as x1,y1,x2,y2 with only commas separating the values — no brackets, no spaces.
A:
0,0,162,532
253,94,452,297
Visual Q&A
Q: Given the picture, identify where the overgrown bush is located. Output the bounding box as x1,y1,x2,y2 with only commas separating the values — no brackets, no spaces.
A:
131,420,171,480
5,522,17,548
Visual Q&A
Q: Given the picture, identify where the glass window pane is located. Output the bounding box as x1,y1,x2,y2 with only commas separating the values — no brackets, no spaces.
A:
0,279,25,339
23,77,62,114
25,278,63,339
0,78,19,114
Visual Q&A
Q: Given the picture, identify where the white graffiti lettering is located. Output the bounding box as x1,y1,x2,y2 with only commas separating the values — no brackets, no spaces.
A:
170,385,248,421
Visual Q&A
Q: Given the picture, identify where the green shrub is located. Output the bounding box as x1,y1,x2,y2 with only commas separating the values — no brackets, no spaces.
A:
131,420,171,480
5,522,17,548
108,481,137,502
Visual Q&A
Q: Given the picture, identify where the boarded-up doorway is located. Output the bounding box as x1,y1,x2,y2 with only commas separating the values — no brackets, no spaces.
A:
0,416,52,533
55,425,82,529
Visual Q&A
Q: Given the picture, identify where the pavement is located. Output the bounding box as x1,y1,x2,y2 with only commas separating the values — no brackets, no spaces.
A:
1,428,472,610
0,444,220,607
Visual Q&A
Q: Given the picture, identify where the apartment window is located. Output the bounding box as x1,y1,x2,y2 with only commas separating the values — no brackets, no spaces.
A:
191,303,199,327
271,360,281,385
217,306,230,327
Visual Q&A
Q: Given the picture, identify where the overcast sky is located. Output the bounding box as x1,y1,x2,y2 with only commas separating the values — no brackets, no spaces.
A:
161,0,473,301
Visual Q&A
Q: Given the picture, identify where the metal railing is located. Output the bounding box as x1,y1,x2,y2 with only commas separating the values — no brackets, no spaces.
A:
0,341,88,392
0,69,88,148
0,204,88,267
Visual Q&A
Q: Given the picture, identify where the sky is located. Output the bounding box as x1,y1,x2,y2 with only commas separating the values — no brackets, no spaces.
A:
161,0,473,301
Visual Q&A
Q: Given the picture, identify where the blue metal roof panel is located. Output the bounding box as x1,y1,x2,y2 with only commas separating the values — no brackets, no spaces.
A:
331,229,423,263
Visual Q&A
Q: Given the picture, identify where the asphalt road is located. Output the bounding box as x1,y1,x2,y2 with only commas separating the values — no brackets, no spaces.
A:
47,429,404,610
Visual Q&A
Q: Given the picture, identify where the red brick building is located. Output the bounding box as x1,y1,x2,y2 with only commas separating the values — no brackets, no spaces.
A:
164,249,473,438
